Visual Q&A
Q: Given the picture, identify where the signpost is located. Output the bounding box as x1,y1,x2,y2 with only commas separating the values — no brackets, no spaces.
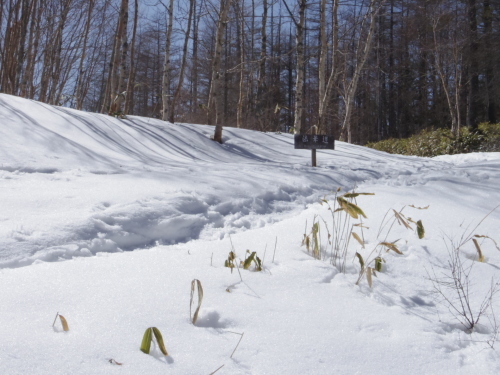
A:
294,134,335,167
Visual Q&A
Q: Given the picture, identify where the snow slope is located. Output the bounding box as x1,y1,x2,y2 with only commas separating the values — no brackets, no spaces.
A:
1,93,500,374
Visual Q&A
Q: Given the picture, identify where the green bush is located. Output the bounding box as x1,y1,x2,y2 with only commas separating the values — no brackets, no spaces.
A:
478,123,500,152
366,124,500,157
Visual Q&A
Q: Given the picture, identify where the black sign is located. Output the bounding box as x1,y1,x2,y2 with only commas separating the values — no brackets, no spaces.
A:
294,134,335,150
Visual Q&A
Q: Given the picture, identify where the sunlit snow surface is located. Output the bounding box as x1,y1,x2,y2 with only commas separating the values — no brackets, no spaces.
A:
0,93,500,374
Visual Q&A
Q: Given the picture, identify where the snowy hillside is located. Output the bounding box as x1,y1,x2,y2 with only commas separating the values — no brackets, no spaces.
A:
1,93,500,374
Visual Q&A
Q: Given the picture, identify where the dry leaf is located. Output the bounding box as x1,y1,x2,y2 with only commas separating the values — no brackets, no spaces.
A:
472,238,485,262
58,315,69,332
379,242,403,255
351,232,365,248
366,267,373,288
190,279,204,325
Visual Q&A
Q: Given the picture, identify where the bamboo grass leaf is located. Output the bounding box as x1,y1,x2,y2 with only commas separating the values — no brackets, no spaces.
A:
472,239,485,262
140,328,153,354
366,267,373,288
255,256,263,271
416,220,425,239
190,279,204,325
380,241,403,255
474,235,500,251
409,205,429,210
337,197,366,219
342,192,375,198
58,315,69,332
152,327,169,356
243,252,256,270
392,209,412,230
353,223,369,229
352,232,364,248
347,202,367,219
375,256,384,272
355,252,365,269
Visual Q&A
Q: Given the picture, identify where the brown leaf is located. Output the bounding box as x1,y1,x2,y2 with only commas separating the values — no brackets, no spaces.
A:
351,232,365,248
379,242,403,255
59,315,69,331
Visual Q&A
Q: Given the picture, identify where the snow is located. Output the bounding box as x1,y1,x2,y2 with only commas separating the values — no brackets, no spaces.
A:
0,93,499,374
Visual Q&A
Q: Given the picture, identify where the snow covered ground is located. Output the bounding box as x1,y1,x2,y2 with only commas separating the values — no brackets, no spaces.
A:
1,93,500,374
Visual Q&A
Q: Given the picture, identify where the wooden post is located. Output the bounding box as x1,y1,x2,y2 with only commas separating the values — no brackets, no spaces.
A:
294,131,334,168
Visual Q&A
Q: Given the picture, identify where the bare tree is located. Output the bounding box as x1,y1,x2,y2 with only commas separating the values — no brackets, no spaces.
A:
235,0,246,128
318,0,339,134
75,0,96,110
170,0,195,123
282,0,307,134
161,0,174,121
431,0,464,137
339,0,384,143
209,0,233,143
125,0,139,114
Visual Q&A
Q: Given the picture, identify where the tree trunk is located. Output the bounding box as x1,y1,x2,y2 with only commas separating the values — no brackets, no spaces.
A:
293,0,307,134
125,0,139,115
209,0,233,143
236,0,245,128
108,0,129,115
75,0,95,110
467,0,479,129
190,0,200,113
340,0,382,143
256,0,268,120
20,0,40,99
483,0,496,123
170,0,195,123
318,0,339,134
161,0,174,121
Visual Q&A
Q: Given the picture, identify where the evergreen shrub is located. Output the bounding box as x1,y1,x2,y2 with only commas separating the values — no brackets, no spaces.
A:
366,123,500,157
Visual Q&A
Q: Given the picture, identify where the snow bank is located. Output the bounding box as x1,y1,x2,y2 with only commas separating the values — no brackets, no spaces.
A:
1,94,500,374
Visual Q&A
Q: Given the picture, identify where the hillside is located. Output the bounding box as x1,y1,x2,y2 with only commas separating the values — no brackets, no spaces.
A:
1,93,500,374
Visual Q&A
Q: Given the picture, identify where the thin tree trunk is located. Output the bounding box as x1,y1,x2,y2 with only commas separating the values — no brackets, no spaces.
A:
190,0,200,113
125,0,138,114
170,0,195,123
318,0,339,134
256,0,267,115
293,0,306,134
483,0,496,123
20,0,39,98
48,0,72,105
236,0,245,128
14,0,32,95
75,0,95,110
210,0,233,143
113,0,129,114
161,0,174,121
108,0,129,115
467,0,479,129
432,18,459,134
340,0,382,143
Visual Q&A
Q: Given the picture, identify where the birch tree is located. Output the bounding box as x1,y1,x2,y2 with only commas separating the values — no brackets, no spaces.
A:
283,0,307,134
339,0,383,143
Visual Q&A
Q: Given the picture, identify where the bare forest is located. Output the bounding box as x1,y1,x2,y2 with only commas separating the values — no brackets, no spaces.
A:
1,0,499,144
